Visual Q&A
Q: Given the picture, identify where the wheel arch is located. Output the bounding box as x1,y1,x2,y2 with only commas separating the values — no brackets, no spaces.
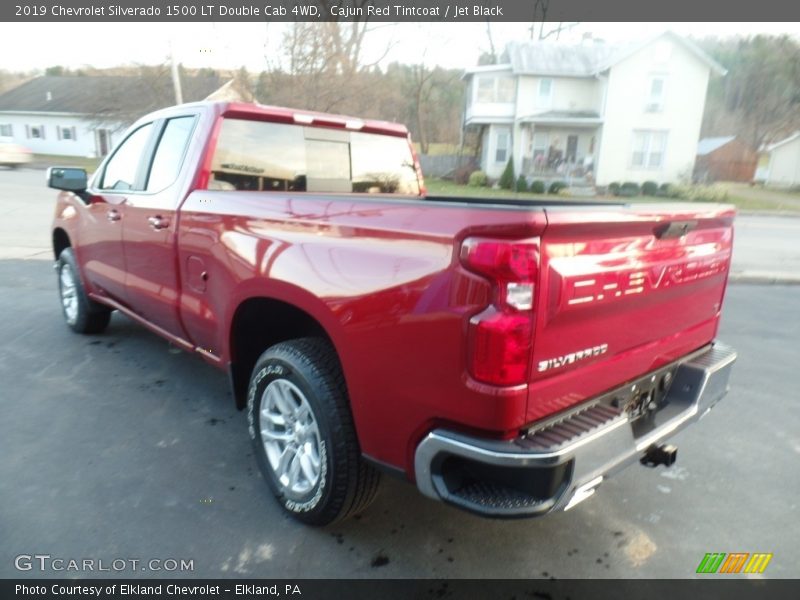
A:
53,227,71,261
227,292,346,411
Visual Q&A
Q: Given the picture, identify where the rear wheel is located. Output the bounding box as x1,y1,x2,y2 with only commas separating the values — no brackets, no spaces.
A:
57,248,112,334
247,338,381,525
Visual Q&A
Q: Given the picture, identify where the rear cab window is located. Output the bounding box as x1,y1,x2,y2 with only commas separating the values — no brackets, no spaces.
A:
208,118,420,195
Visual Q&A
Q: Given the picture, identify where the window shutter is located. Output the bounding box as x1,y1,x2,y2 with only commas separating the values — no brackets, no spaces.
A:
57,127,62,140
25,125,30,138
40,125,45,140
72,126,77,141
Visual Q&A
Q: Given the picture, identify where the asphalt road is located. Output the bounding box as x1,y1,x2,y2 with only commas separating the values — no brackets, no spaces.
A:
0,166,798,579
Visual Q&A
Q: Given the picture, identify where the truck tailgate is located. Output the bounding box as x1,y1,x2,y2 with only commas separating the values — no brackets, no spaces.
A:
526,203,735,423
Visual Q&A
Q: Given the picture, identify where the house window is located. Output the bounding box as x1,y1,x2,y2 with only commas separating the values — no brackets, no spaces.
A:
537,78,554,106
476,76,515,103
27,125,45,139
58,126,77,141
495,129,510,163
645,76,666,112
0,124,11,137
632,130,668,169
476,78,494,103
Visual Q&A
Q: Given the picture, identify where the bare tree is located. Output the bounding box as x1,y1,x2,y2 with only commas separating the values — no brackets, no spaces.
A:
485,22,497,64
529,1,579,42
259,18,396,113
529,0,549,40
411,62,435,153
541,22,581,41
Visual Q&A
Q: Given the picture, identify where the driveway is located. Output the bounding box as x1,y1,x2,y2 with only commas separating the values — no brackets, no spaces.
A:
0,166,798,578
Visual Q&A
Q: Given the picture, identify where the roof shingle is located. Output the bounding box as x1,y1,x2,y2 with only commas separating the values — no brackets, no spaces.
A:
0,74,226,117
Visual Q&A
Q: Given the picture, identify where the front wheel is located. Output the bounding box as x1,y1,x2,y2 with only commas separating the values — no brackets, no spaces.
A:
247,338,381,525
57,248,112,334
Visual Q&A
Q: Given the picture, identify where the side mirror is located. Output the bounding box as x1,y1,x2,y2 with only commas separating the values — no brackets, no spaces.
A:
47,167,88,192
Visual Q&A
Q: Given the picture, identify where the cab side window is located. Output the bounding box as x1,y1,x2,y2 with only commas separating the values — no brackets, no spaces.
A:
100,123,154,191
146,116,197,192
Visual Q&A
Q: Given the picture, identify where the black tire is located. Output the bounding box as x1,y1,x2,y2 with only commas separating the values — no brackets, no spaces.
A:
57,248,112,334
247,337,381,525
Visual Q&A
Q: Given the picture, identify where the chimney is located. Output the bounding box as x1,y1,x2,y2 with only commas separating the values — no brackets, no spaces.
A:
46,91,52,102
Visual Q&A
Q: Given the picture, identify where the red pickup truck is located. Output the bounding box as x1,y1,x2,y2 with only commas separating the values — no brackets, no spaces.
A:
49,102,736,525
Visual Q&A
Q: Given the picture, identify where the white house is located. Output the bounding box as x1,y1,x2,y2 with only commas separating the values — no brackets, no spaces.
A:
758,132,800,187
463,31,727,187
0,74,231,158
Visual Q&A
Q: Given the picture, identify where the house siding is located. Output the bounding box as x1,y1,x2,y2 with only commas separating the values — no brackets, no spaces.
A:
483,124,513,179
514,76,601,118
0,113,125,157
595,39,710,186
695,139,757,183
766,137,800,187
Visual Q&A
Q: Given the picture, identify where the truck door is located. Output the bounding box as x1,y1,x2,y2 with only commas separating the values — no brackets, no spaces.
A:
82,122,155,304
122,115,197,337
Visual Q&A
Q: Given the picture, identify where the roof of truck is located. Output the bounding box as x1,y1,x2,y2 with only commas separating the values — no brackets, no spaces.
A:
215,101,410,138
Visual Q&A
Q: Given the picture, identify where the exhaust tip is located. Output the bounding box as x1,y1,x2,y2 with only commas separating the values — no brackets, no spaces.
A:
640,443,678,468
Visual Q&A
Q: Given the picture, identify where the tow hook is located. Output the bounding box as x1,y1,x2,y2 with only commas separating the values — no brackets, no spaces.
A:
640,444,678,468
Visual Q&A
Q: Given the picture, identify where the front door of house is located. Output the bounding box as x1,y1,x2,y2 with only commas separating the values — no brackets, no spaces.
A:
96,129,110,156
566,135,578,162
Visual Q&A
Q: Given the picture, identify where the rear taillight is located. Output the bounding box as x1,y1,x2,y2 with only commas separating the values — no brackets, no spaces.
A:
461,237,540,386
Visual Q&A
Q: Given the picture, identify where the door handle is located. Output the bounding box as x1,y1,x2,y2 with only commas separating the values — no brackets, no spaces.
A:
147,215,170,230
107,209,121,222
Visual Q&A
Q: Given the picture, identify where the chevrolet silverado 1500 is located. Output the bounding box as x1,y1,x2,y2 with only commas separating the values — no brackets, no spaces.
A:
49,102,736,525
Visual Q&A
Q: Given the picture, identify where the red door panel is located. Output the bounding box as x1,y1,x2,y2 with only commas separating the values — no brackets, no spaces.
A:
78,192,128,303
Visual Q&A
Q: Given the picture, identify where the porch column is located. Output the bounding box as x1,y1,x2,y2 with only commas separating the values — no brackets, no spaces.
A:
513,121,525,179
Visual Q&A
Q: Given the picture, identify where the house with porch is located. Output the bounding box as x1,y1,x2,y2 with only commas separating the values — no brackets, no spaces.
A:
462,31,727,190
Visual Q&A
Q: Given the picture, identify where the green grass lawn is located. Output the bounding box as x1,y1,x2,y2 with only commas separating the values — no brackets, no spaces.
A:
32,154,102,172
425,178,557,201
412,143,471,156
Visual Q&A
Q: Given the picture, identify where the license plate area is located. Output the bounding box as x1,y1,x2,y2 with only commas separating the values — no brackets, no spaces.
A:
595,363,681,439
521,345,711,443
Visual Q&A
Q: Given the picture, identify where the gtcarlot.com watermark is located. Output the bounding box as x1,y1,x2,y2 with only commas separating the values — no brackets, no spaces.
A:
14,554,194,573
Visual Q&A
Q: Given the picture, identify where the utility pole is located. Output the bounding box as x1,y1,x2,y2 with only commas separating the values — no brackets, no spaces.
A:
169,41,183,104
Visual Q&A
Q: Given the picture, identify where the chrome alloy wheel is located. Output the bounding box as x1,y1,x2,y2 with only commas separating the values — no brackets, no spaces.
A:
59,263,79,325
259,379,323,497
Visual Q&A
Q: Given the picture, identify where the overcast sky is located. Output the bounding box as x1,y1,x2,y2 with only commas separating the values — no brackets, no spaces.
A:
0,22,797,73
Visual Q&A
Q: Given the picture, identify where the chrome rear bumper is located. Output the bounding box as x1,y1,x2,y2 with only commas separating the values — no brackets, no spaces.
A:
414,342,737,517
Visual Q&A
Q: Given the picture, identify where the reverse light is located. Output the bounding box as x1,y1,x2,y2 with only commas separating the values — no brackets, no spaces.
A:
461,237,540,386
506,282,534,311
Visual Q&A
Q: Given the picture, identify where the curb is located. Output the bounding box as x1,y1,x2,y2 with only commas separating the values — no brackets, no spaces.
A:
728,272,800,285
737,210,800,218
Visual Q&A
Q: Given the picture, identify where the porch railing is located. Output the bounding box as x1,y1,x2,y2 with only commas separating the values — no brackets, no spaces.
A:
521,157,594,186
